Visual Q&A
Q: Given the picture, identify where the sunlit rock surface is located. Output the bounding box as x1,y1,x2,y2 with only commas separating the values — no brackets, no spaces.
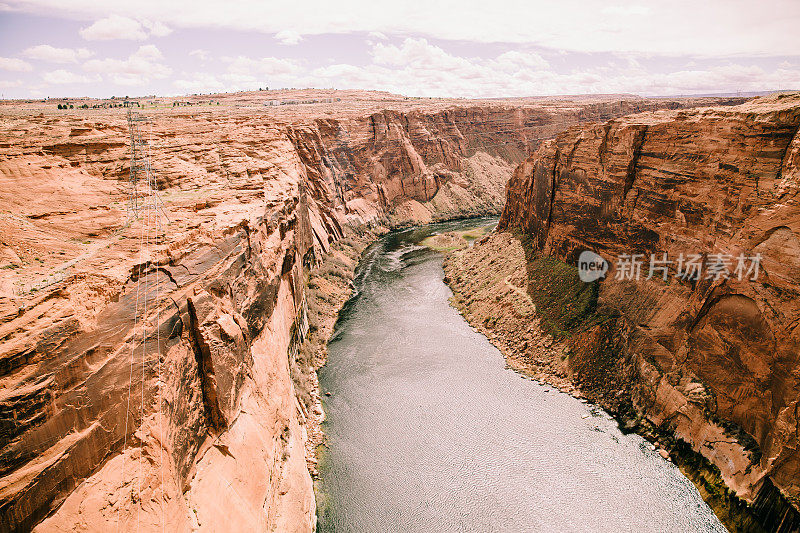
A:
0,89,749,531
498,92,800,529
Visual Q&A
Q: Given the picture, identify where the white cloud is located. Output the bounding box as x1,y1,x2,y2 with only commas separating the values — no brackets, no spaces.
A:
0,56,33,72
298,39,800,98
495,51,549,71
42,69,100,84
173,72,225,93
0,79,23,88
363,38,553,93
189,49,210,61
23,45,92,63
275,30,302,45
372,38,478,75
312,63,376,84
215,56,305,92
133,44,163,61
220,72,259,88
83,45,171,85
225,56,301,76
6,0,800,57
142,19,172,37
79,15,172,41
79,15,148,40
602,5,650,16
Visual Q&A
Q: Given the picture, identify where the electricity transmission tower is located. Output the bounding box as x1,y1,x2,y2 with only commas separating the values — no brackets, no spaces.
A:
119,108,170,529
126,109,167,223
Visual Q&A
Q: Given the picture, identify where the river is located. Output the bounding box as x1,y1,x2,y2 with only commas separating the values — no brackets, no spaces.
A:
317,219,725,533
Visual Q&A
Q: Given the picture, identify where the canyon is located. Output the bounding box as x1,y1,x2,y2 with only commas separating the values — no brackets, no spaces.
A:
0,88,769,532
446,92,800,531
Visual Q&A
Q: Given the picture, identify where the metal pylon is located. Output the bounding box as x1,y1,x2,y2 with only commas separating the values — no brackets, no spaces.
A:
120,107,169,530
126,108,167,224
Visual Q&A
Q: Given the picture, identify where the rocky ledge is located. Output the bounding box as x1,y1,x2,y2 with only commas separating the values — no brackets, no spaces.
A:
0,90,753,532
447,92,800,532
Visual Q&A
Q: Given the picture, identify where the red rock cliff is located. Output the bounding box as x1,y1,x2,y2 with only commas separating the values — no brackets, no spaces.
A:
499,93,800,527
0,91,749,531
287,99,736,226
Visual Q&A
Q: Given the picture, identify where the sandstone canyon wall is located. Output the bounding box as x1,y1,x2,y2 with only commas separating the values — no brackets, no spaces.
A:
497,92,800,530
286,97,743,226
0,91,748,531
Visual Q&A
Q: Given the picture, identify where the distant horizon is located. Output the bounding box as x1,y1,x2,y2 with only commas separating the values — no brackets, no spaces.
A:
1,88,796,103
1,1,799,100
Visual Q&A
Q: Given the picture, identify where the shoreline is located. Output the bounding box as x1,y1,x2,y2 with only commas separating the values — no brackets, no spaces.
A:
303,217,775,532
296,213,504,475
293,226,382,478
301,215,500,524
440,229,771,533
306,218,739,530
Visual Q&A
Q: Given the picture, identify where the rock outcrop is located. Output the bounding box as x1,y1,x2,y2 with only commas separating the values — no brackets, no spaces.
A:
496,92,800,530
0,122,326,532
0,90,750,531
286,97,743,226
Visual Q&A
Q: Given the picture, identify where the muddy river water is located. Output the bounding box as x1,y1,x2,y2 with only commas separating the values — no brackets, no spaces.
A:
317,219,725,532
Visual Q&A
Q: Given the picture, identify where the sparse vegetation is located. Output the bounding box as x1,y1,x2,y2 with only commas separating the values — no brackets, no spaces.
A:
515,232,606,339
315,260,351,281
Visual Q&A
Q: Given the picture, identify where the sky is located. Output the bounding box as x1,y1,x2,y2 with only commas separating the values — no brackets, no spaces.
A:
1,0,799,99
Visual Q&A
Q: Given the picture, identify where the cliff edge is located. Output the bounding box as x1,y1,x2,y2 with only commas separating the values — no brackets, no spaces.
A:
494,92,800,530
0,90,751,531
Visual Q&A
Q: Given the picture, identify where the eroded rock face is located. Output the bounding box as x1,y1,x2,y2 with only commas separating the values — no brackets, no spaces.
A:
0,90,751,531
0,127,324,532
286,98,748,227
499,92,800,524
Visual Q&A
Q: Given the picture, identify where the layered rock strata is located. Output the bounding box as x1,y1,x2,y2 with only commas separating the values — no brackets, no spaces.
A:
0,90,750,531
486,92,800,531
